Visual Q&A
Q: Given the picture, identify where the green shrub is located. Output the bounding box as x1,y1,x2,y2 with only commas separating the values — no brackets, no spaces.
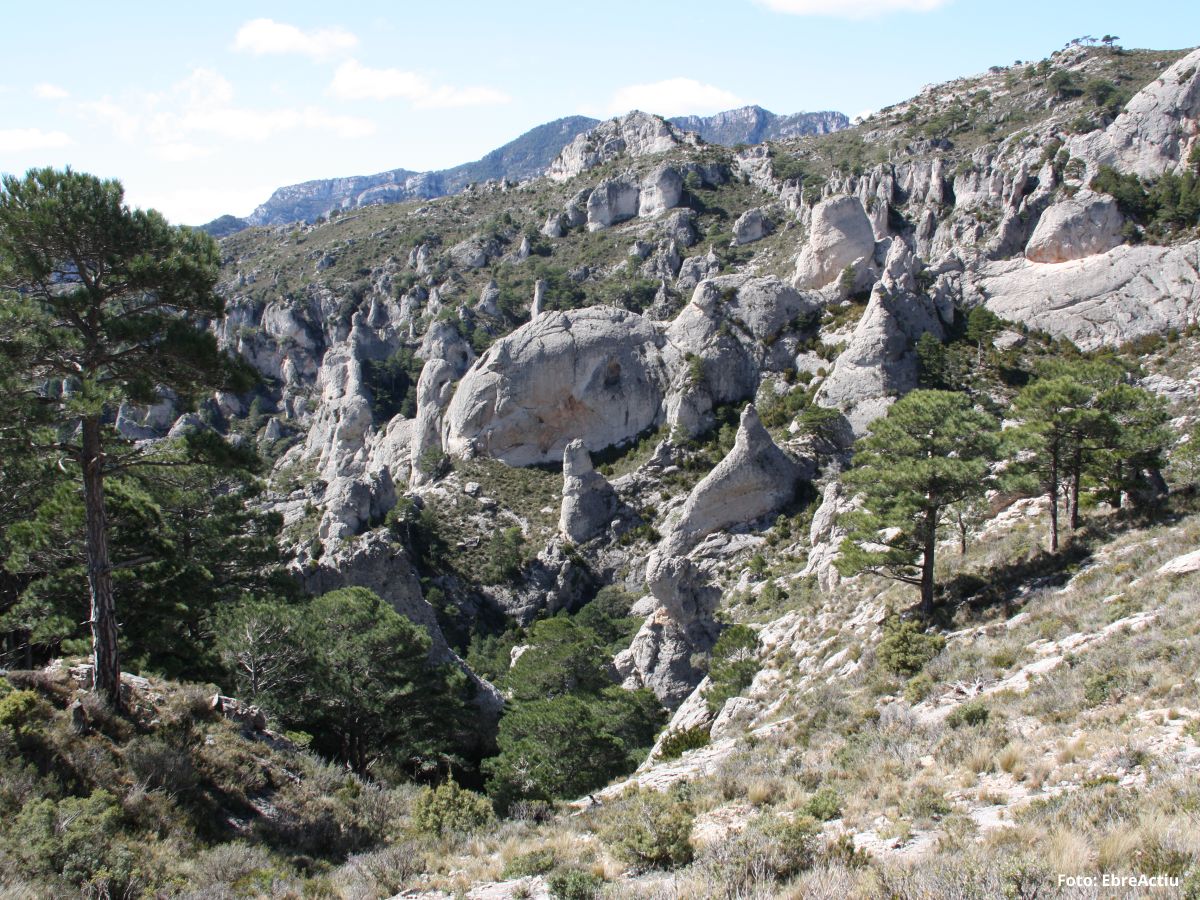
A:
704,625,761,713
0,690,51,739
875,616,946,678
547,868,603,900
946,700,990,728
1084,670,1122,707
698,813,819,890
3,789,134,889
412,782,495,837
601,789,694,870
904,671,936,703
657,725,711,760
804,786,842,821
501,848,557,879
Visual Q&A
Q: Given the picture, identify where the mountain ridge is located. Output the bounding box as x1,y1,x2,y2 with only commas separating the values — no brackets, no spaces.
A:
201,106,849,233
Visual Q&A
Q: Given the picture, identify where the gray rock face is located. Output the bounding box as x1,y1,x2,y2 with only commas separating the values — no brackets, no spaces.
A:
662,405,811,555
587,174,642,231
972,241,1200,350
559,440,618,543
548,111,693,182
669,106,849,145
410,359,457,487
1070,47,1200,179
676,247,721,292
639,165,684,217
1025,191,1124,263
448,235,500,269
442,307,669,466
731,207,773,245
614,609,715,708
816,285,944,436
792,196,876,290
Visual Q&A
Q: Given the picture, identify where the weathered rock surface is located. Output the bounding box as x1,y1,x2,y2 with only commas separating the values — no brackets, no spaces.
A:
793,195,877,291
639,164,684,217
731,206,773,245
676,247,722,292
1024,191,1124,263
547,111,692,182
1069,47,1200,179
972,242,1200,350
442,307,669,466
661,405,811,555
559,440,618,543
586,173,641,230
410,359,457,487
816,284,944,436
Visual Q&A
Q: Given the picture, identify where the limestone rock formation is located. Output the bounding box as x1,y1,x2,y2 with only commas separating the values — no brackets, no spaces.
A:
676,247,721,291
661,405,811,555
410,359,457,487
1069,47,1200,179
639,164,684,217
587,174,641,230
731,207,772,245
792,195,877,290
816,284,944,436
547,111,693,182
971,242,1200,350
442,307,669,466
1024,191,1124,263
559,440,618,544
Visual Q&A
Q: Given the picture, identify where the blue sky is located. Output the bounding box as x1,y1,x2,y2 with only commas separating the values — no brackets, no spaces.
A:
2,0,1196,224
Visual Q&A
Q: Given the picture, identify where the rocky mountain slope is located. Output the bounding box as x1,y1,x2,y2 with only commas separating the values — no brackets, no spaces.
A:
97,39,1200,895
669,105,849,145
204,108,849,232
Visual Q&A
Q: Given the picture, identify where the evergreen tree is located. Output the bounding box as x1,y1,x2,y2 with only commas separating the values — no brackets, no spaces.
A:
0,168,250,707
836,390,999,613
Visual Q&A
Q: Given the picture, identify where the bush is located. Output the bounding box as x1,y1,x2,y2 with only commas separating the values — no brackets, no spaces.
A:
804,786,842,821
698,813,820,892
601,789,694,870
412,781,495,837
125,736,198,795
905,671,936,703
875,616,946,678
704,625,761,713
501,848,557,879
0,690,51,740
657,725,711,760
946,700,990,728
3,789,135,889
547,868,603,899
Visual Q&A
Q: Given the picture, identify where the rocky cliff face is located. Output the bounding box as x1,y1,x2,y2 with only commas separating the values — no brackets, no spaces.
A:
670,105,849,145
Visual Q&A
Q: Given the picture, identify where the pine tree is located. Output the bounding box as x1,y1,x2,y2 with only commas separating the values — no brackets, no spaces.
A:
0,168,249,707
836,390,999,614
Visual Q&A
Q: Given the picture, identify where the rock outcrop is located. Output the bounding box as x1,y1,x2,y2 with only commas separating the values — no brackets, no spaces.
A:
587,174,642,230
442,307,669,466
661,405,811,555
410,359,456,487
547,112,693,182
816,283,944,436
971,242,1200,350
731,207,772,245
792,195,877,291
639,165,684,217
1069,47,1200,179
558,440,618,543
1024,191,1124,263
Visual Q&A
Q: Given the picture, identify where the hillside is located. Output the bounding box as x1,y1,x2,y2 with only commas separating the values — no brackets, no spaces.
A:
4,36,1200,899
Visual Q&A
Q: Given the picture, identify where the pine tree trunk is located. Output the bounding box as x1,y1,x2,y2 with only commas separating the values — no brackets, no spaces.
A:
1069,445,1082,531
920,511,937,615
81,415,121,709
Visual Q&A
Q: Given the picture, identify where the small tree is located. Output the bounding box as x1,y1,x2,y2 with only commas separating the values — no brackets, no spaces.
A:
837,390,999,614
0,168,249,707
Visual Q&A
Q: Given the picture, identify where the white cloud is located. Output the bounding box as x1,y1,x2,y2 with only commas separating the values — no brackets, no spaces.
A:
755,0,952,17
81,68,376,153
328,59,510,109
233,18,357,60
127,183,278,226
34,83,69,100
603,78,745,117
0,127,72,153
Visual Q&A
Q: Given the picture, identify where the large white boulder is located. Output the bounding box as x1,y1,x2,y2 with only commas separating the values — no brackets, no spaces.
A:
587,174,641,230
792,195,876,290
1025,191,1124,263
442,307,669,466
